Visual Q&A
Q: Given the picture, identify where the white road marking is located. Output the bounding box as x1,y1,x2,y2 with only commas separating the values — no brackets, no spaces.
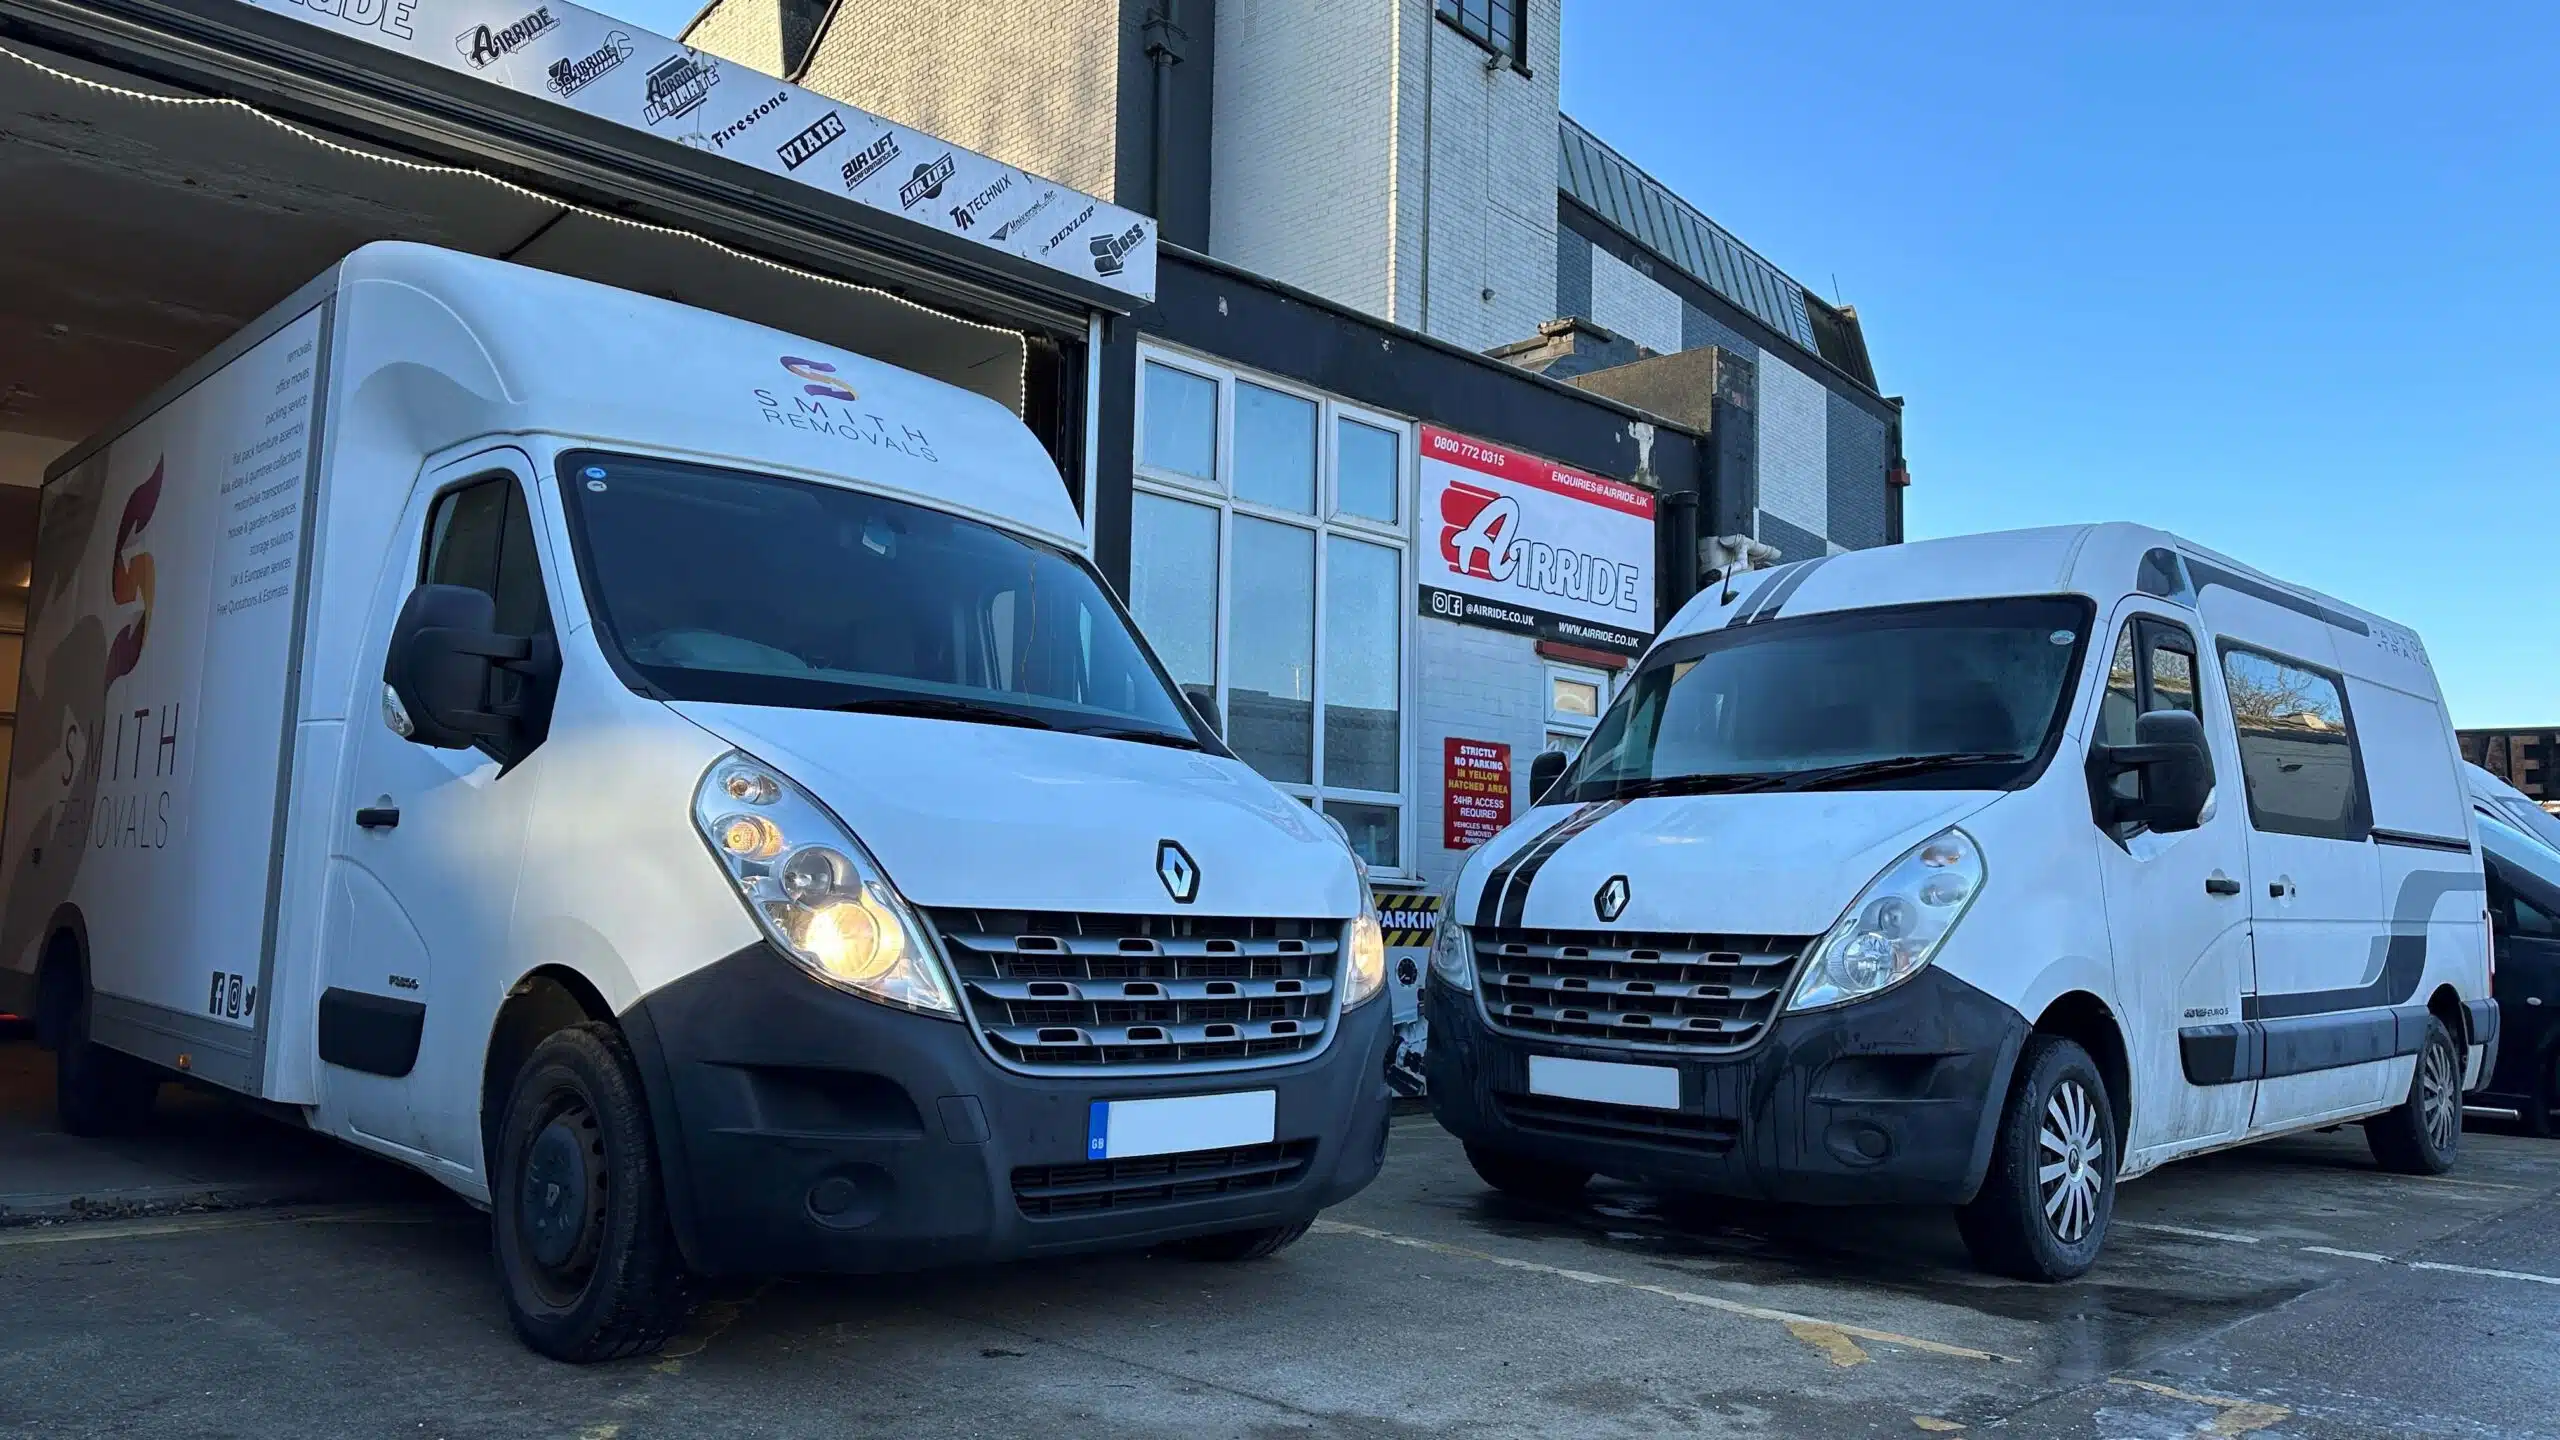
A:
2407,1259,2560,1286
2118,1220,2262,1245
2300,1245,2391,1263
1312,1218,2017,1365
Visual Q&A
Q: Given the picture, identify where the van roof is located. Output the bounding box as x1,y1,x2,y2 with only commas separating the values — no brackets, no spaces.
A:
328,243,1083,549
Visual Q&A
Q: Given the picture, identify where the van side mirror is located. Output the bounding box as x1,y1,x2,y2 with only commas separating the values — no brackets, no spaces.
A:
384,584,532,750
1528,749,1572,806
2094,709,2214,834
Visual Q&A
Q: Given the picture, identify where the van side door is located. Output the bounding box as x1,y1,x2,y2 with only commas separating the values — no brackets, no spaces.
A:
2216,644,2397,1132
2090,608,2258,1162
317,452,556,1160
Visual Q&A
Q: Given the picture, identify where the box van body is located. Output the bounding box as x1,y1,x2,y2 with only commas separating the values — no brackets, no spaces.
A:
1424,524,2491,1278
0,244,1390,1357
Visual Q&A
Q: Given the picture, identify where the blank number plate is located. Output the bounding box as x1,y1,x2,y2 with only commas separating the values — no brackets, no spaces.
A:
1528,1055,1680,1111
1087,1090,1276,1160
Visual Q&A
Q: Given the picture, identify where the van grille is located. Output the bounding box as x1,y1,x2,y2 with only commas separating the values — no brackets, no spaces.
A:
1494,1093,1739,1154
1012,1141,1317,1218
926,910,1341,1072
1472,927,1809,1055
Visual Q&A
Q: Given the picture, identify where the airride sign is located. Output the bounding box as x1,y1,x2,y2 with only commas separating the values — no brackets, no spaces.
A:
1418,425,1656,656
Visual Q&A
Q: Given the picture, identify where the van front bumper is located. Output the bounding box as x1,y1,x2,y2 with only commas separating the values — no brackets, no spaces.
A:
1425,967,2028,1206
622,942,1393,1276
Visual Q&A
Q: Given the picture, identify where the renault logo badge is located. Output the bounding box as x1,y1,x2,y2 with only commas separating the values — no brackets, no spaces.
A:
1594,874,1630,923
1156,839,1199,904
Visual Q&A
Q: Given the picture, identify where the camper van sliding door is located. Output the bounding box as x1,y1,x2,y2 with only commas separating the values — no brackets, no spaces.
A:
0,301,333,1095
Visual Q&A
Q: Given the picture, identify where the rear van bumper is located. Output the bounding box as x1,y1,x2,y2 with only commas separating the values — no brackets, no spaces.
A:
621,943,1393,1276
1425,968,2028,1205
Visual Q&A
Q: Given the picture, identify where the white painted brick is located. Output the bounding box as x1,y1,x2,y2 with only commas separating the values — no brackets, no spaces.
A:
1211,0,1399,317
1757,350,1828,538
1410,614,1558,890
1588,245,1682,356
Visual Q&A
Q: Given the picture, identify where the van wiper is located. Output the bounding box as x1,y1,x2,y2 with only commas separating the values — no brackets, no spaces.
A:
826,694,1058,730
1601,772,1794,800
1762,751,2019,792
1075,724,1206,751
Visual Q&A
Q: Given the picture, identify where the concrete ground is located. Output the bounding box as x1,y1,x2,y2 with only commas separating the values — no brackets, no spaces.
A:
5,1034,2560,1438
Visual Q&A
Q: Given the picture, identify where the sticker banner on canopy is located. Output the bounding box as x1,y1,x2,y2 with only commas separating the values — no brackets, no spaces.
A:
1417,425,1655,655
245,0,1158,299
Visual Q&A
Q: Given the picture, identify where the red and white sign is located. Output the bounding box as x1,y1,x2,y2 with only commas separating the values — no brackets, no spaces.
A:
1443,738,1514,851
1418,426,1655,654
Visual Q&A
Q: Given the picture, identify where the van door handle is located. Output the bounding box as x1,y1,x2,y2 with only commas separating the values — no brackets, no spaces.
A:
356,806,400,830
2204,873,2241,896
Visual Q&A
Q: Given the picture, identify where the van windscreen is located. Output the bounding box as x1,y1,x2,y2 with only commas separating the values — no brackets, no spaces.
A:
1559,595,2096,801
554,452,1211,748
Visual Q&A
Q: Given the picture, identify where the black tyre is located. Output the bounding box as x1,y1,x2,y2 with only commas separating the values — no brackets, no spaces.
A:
490,1022,695,1362
1465,1143,1591,1205
1958,1034,2114,1282
2366,1016,2461,1174
46,967,158,1138
1166,1220,1313,1262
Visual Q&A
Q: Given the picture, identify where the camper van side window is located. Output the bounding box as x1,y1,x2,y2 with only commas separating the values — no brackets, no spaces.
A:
2219,646,2367,842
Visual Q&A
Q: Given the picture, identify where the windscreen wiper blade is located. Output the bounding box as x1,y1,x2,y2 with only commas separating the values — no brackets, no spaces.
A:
1763,751,2020,792
1601,772,1794,800
827,694,1058,730
1075,725,1206,751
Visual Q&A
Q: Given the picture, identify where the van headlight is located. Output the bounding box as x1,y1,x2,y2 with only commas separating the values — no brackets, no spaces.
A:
1346,909,1388,1008
1788,827,1983,1012
691,752,958,1019
1428,879,1475,990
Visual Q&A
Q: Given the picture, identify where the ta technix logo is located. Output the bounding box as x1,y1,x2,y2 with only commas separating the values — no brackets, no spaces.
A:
775,111,846,171
897,154,957,209
1090,222,1146,277
105,457,165,689
641,52,718,125
780,355,855,402
1155,840,1199,905
946,173,1013,230
544,30,631,97
454,6,555,68
838,131,899,192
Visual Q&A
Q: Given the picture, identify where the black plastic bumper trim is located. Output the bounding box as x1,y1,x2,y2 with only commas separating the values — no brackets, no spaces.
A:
316,987,424,1077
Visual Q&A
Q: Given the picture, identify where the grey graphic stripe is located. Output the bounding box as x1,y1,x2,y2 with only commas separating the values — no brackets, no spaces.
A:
1738,555,1829,625
1496,800,1628,929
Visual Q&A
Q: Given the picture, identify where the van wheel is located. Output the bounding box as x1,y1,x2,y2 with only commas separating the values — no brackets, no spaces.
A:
46,968,159,1138
1167,1220,1313,1262
2365,1017,2461,1174
1957,1035,2114,1282
1465,1143,1591,1205
491,1023,695,1362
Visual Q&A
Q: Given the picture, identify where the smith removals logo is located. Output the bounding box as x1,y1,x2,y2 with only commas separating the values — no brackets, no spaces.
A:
1439,478,1642,615
455,6,555,68
106,458,166,689
898,155,957,209
545,30,631,97
641,52,718,124
839,131,899,192
776,111,846,171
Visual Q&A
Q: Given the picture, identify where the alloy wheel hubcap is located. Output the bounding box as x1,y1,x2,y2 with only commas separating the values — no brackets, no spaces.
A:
2421,1039,2459,1154
2038,1079,2106,1244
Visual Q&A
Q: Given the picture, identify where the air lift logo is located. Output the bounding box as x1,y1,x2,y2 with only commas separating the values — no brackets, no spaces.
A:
105,457,165,690
544,30,631,97
454,6,555,68
897,154,957,209
640,51,719,125
781,355,855,403
775,111,846,171
1090,222,1146,277
838,131,900,192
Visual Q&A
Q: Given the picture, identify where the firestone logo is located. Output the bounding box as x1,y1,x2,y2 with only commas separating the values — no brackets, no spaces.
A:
106,457,166,689
780,355,855,403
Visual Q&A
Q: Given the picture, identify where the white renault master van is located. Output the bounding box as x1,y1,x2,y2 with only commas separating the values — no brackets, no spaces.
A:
1424,525,2492,1280
0,244,1390,1359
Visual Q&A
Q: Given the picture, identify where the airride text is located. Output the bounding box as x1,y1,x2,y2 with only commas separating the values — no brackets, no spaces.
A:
55,702,182,853
751,391,939,463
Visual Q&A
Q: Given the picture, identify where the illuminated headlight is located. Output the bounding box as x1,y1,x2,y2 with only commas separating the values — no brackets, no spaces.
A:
1346,910,1388,1008
1427,879,1475,990
1788,827,1984,1012
691,752,958,1018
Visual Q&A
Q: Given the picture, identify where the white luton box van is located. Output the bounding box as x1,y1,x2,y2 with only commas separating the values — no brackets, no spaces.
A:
0,243,1391,1359
1424,525,2493,1279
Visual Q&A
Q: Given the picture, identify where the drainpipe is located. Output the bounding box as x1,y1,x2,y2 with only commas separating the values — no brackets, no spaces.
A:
1143,2,1186,226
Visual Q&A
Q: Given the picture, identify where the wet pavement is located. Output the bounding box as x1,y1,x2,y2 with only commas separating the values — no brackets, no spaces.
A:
5,1053,2560,1437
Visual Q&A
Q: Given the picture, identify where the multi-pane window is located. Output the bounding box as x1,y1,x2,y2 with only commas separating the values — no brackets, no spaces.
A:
2220,646,2366,841
1130,349,1411,873
2096,616,2203,814
1436,0,1526,62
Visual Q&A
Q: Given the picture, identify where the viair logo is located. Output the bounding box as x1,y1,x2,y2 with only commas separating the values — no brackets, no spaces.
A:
641,51,719,125
776,111,846,171
838,131,899,192
1089,222,1146,277
946,173,1013,231
544,30,631,97
454,6,555,68
897,154,957,209
704,90,789,150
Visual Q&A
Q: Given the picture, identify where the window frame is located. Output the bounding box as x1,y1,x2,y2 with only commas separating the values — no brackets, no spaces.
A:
2214,638,2374,844
2091,610,2208,840
414,466,558,764
1434,0,1532,75
1132,341,1417,877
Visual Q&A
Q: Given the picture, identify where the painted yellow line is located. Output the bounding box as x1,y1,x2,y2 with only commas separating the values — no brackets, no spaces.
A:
0,1205,440,1247
1311,1219,2016,1365
2107,1377,2290,1436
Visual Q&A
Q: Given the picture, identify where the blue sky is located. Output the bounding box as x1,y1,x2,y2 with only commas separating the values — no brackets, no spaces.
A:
1563,3,2558,726
594,0,2555,725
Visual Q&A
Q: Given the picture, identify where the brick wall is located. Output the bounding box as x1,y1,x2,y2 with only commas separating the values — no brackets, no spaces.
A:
1587,244,1681,356
1412,615,1555,890
684,0,783,78
1396,0,1562,349
1755,349,1828,549
1210,0,1399,317
1825,391,1890,551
